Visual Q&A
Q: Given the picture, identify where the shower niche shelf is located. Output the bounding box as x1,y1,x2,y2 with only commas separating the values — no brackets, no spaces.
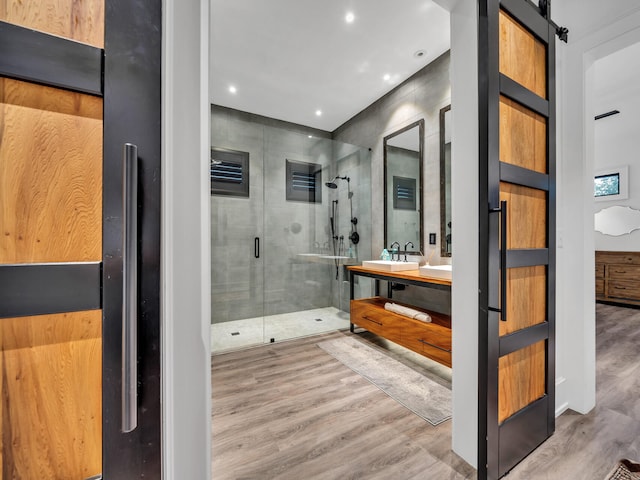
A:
347,266,452,367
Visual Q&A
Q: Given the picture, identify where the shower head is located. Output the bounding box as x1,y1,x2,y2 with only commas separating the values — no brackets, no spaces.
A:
325,175,350,189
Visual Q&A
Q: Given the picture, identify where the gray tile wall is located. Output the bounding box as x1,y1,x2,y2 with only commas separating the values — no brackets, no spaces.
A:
333,51,452,314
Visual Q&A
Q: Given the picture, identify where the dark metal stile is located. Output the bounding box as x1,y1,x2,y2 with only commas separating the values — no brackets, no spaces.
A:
102,0,162,477
545,3,558,437
478,0,498,480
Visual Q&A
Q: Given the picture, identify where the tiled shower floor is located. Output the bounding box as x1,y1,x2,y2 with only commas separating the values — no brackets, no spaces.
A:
211,307,350,353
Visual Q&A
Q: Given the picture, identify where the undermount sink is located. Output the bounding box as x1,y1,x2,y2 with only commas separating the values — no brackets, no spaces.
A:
362,260,419,272
419,264,452,280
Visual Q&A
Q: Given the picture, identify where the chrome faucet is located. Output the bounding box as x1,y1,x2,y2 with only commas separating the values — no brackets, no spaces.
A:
404,241,414,261
389,242,400,261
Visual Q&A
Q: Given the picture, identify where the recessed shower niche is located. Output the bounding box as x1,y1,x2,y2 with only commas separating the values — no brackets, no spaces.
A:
210,106,371,352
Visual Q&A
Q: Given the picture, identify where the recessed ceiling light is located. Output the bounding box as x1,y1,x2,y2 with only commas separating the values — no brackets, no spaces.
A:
414,50,427,59
315,110,322,116
383,74,391,81
345,12,355,23
228,85,237,94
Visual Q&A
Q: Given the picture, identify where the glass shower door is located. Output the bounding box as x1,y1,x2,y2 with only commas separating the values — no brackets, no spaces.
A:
211,106,372,352
210,123,266,353
261,128,335,343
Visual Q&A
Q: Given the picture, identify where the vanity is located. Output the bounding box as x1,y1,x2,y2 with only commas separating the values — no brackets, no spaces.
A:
348,265,452,367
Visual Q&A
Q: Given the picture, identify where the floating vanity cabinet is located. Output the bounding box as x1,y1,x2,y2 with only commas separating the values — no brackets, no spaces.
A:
348,266,452,367
596,251,640,307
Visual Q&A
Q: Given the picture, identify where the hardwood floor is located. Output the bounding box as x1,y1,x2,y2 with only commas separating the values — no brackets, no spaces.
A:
212,304,640,479
504,303,640,479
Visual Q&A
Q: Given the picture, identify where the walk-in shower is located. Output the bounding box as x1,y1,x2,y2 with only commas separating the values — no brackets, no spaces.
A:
210,106,371,353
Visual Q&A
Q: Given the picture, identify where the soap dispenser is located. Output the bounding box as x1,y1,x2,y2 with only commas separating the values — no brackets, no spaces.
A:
380,249,391,261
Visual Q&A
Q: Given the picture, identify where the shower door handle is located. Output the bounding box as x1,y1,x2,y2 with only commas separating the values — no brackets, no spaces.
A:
255,237,260,258
122,143,138,433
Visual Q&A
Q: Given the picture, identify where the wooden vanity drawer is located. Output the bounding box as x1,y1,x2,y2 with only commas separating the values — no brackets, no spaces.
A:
402,321,452,367
595,263,605,279
402,321,451,351
595,278,604,296
350,299,402,341
421,343,452,368
350,297,452,367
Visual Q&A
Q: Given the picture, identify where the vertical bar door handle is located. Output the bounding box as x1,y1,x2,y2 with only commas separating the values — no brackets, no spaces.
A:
500,200,508,322
122,143,138,433
255,237,260,258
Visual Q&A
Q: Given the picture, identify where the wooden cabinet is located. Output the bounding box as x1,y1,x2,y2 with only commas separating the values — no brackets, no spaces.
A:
350,297,452,367
348,266,452,367
596,251,640,307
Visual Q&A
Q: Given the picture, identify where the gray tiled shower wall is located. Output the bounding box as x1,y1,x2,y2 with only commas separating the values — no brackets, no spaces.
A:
211,106,372,323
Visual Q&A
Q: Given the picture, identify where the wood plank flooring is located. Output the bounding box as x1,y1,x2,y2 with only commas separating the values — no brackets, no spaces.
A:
212,304,640,479
504,303,640,479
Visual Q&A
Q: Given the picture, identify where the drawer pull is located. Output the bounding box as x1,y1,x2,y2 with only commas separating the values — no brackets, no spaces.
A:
614,286,627,290
614,270,627,273
362,316,383,326
419,339,452,353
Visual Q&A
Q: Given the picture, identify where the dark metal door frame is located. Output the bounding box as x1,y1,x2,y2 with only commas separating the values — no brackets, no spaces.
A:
478,0,557,478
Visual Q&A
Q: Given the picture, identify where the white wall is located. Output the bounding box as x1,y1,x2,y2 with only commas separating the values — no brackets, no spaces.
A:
593,43,640,251
162,0,211,478
449,0,479,468
554,1,640,416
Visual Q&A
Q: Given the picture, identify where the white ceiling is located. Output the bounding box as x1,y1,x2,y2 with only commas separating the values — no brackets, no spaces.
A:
210,0,450,132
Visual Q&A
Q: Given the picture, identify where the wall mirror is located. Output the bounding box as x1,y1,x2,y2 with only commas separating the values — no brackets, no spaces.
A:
440,105,452,257
384,119,424,254
595,205,640,236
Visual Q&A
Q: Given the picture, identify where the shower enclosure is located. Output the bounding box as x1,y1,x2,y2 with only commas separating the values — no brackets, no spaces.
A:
210,107,371,353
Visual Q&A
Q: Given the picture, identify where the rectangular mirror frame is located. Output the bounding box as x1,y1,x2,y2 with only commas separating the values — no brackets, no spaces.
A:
383,119,424,255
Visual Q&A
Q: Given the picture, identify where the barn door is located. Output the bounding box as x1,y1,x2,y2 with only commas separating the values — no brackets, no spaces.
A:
0,1,161,478
478,0,558,478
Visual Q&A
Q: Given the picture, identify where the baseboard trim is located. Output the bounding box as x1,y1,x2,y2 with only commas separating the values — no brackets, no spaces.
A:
555,401,570,417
